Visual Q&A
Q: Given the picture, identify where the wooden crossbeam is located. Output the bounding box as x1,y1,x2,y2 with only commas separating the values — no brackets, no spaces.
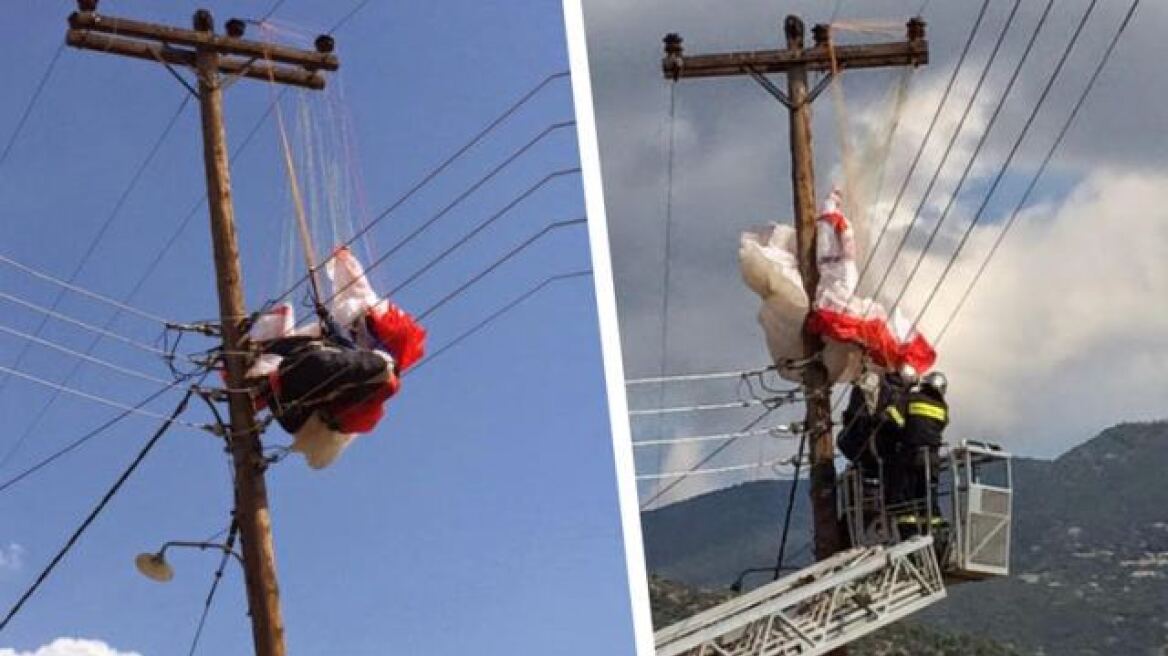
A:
69,11,338,71
66,30,325,89
663,40,928,79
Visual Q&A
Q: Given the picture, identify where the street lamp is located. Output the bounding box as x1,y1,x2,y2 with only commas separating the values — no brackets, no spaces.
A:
134,540,243,583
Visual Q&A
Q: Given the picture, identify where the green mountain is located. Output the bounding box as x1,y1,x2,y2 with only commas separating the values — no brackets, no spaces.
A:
643,421,1168,654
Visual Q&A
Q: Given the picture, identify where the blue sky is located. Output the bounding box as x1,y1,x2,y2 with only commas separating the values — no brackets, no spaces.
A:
0,1,636,654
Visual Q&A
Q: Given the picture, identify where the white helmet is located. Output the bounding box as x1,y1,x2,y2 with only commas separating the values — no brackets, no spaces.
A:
898,363,919,385
922,371,948,396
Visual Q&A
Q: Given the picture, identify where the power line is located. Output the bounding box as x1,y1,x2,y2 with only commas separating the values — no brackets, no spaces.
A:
887,0,1065,319
414,217,586,321
0,322,172,386
859,0,1026,318
628,398,785,417
0,385,178,494
406,270,592,376
387,171,583,298
931,0,1140,345
0,91,287,471
0,253,172,325
187,521,239,656
0,290,169,357
851,0,992,305
0,364,205,431
626,366,775,386
0,389,194,633
0,96,192,396
632,425,794,448
0,44,66,174
270,75,572,305
639,407,779,510
636,455,798,481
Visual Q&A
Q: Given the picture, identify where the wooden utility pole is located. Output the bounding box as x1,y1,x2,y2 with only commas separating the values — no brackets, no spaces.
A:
66,4,338,655
661,14,927,577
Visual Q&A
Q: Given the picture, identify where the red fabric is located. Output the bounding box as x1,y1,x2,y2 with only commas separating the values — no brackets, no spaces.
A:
808,308,936,373
819,210,849,235
328,374,400,434
367,303,427,372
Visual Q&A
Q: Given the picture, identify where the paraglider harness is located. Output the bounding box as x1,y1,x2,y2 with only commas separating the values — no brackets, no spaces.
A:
253,304,397,436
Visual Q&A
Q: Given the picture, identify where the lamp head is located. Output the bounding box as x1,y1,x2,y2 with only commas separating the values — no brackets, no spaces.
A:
134,552,174,583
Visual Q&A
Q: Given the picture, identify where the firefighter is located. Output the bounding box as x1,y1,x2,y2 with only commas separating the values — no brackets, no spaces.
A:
895,370,949,535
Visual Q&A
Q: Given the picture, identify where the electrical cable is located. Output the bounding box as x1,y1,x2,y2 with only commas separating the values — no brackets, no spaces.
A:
858,0,1026,320
0,322,173,387
186,521,239,656
930,0,1140,345
772,431,807,580
886,0,1067,320
632,425,794,448
268,80,573,306
849,0,992,306
626,366,776,386
0,91,288,469
0,290,169,357
640,406,779,510
413,218,586,321
0,45,66,174
0,96,192,396
405,270,592,376
0,364,205,431
0,389,195,633
0,384,179,494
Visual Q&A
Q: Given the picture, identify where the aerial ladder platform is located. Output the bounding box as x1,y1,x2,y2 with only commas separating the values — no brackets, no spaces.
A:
655,440,1012,656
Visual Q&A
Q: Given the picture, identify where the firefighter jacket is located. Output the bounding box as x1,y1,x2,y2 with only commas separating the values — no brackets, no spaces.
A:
904,387,949,448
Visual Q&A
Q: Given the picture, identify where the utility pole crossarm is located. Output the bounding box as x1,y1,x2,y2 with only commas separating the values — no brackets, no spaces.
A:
662,18,927,81
65,7,338,91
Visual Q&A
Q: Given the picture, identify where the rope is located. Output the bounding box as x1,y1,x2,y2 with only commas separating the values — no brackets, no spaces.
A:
0,389,194,632
259,32,323,306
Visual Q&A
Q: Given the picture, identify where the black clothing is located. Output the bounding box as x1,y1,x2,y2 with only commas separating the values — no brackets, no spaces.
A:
904,387,949,448
269,346,388,433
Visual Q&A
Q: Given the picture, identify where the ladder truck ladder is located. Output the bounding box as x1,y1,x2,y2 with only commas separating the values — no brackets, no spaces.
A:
655,536,946,656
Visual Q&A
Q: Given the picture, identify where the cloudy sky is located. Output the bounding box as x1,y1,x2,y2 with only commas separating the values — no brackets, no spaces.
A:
580,0,1167,506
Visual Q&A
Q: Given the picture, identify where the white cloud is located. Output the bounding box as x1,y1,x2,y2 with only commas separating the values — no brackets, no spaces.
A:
0,544,24,573
927,170,1168,455
0,638,142,656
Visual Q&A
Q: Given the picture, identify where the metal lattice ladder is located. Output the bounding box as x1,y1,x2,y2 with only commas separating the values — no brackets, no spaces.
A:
655,536,947,656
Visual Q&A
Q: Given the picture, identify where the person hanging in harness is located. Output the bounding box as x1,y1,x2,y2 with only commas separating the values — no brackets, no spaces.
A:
891,370,949,536
244,247,426,468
